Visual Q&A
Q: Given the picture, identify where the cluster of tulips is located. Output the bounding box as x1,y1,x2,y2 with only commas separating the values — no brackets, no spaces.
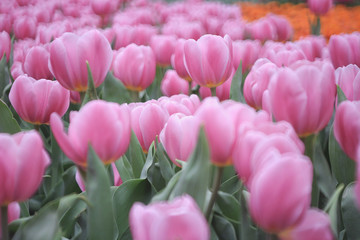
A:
1,0,360,239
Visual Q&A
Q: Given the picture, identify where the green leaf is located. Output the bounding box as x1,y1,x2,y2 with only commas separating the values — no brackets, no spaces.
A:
126,131,146,178
151,171,182,202
112,179,155,238
145,66,166,100
239,187,257,240
0,99,21,133
220,175,242,197
81,62,98,107
329,125,356,185
216,191,241,223
115,155,135,182
102,72,131,104
341,183,360,240
230,61,245,103
324,184,345,238
211,214,237,240
86,145,116,240
169,127,211,211
337,85,347,105
0,54,10,100
155,141,175,183
12,201,60,240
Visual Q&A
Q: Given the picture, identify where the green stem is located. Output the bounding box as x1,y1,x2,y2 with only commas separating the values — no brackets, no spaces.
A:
129,90,140,102
188,81,192,95
210,87,216,97
1,205,9,240
79,91,86,105
33,124,40,132
205,166,224,220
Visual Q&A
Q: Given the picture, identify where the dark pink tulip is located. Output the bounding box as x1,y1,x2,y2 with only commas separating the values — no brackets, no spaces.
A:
50,100,131,167
76,163,122,191
91,0,120,15
150,35,177,66
184,34,233,88
333,101,360,160
268,60,336,137
49,30,112,92
266,13,293,41
23,45,53,80
129,195,209,240
243,58,278,110
0,202,20,236
0,31,10,61
160,113,201,166
279,208,333,240
70,91,81,104
0,14,12,34
194,97,235,166
13,16,37,40
130,102,169,152
249,153,312,233
171,39,192,82
0,131,50,205
329,33,360,68
161,69,189,96
9,76,70,125
307,0,333,15
112,44,156,92
232,40,262,73
335,64,360,101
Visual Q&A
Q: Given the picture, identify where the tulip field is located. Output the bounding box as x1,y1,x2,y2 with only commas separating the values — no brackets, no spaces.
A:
1,0,360,239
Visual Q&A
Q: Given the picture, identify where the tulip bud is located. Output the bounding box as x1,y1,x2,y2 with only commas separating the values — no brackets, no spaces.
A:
23,45,53,80
160,70,189,96
0,31,11,62
150,35,177,66
335,64,360,101
307,0,333,15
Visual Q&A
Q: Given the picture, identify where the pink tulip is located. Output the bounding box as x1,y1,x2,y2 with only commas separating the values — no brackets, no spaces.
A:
158,97,193,116
161,69,189,96
199,75,232,101
279,208,333,240
329,33,360,68
260,42,307,67
0,31,10,62
333,100,360,160
162,20,205,40
91,0,120,15
160,113,201,166
9,75,70,125
50,100,131,168
159,94,201,115
249,153,313,233
246,18,277,42
266,13,293,41
295,36,327,61
171,39,192,82
268,60,336,137
112,44,156,92
307,0,333,15
335,64,360,101
232,40,262,73
220,19,245,41
13,16,37,39
243,58,278,110
49,30,112,92
183,34,233,88
0,131,50,205
0,202,20,236
194,97,235,166
23,45,53,80
130,102,169,152
75,163,122,191
150,35,177,66
0,14,12,34
129,195,209,240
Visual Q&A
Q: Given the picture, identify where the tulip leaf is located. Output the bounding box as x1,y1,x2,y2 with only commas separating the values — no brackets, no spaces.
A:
12,200,60,240
239,187,257,240
216,191,241,223
126,131,146,178
230,61,245,103
341,183,360,240
211,214,237,240
112,179,155,238
169,127,211,211
155,141,175,182
220,175,242,197
324,184,345,238
145,66,165,100
102,72,131,104
115,155,135,182
0,54,10,99
0,99,21,134
329,125,355,185
151,171,182,203
86,145,116,240
81,62,98,107
337,85,347,105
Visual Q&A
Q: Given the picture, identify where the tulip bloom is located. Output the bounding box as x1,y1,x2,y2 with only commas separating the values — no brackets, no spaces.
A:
268,60,336,137
232,40,261,73
335,64,360,101
23,45,53,80
129,195,209,240
160,113,201,166
194,97,235,166
150,35,177,66
266,13,293,41
9,75,70,125
333,101,360,160
329,33,360,68
50,100,131,167
0,131,50,205
91,0,120,15
49,30,112,92
183,34,233,88
249,153,313,233
171,39,192,81
279,209,333,240
13,16,37,40
112,44,156,92
0,31,10,62
307,0,333,15
160,70,189,96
